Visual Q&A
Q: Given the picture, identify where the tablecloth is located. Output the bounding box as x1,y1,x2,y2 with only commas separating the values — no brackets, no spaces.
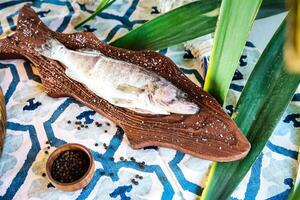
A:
0,0,299,199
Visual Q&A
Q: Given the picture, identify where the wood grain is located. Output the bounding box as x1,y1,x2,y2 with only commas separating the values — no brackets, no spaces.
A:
0,5,250,162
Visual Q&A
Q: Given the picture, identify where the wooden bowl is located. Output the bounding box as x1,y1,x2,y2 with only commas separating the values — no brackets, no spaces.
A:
46,143,95,191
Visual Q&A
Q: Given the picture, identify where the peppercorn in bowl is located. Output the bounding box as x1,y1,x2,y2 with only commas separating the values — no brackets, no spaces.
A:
46,143,95,191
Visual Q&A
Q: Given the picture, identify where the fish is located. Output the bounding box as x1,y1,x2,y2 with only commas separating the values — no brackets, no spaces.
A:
36,39,199,115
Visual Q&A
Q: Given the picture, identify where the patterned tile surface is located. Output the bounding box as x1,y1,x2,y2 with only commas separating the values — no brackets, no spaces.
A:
0,1,299,199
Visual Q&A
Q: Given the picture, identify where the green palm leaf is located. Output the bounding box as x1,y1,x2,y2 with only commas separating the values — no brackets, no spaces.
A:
110,0,220,50
75,0,116,29
258,0,286,18
202,20,300,200
110,0,285,51
204,0,263,104
289,182,300,200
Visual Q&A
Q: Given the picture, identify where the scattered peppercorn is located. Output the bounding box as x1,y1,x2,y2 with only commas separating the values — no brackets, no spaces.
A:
103,143,107,149
130,157,136,162
138,161,145,169
85,125,88,128
42,173,46,177
135,174,143,179
47,146,50,149
81,124,84,128
120,156,124,161
51,150,90,183
95,122,103,127
46,141,49,144
95,143,99,147
45,151,48,154
106,122,110,126
110,157,114,161
67,120,71,124
100,171,105,176
77,127,81,130
104,130,108,133
131,178,138,185
109,172,114,177
47,182,55,188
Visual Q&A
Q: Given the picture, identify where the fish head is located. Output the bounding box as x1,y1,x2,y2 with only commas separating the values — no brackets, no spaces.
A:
152,83,199,115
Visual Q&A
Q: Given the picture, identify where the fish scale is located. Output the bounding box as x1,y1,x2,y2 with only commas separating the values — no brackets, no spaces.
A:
37,39,199,115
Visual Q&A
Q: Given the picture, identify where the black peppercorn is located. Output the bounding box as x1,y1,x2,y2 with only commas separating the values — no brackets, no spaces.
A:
103,143,107,149
130,157,136,162
51,150,89,183
47,182,55,188
131,178,138,185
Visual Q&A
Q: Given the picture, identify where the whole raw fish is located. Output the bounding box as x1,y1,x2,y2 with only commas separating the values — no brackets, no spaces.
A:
36,39,199,115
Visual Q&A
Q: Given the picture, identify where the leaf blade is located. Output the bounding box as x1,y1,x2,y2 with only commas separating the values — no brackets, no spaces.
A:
202,20,300,200
258,0,287,18
289,182,300,200
110,0,220,50
75,0,116,29
203,0,263,104
110,0,286,51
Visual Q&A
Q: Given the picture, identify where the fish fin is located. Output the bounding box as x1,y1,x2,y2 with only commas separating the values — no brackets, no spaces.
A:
111,97,169,115
111,98,134,107
77,49,102,56
117,84,144,94
128,108,159,114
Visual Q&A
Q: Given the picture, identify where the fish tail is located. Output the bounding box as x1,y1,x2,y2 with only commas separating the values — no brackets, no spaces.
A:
35,39,65,59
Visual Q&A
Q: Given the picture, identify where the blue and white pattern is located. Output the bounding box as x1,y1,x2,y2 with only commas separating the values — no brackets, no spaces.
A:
0,1,299,199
